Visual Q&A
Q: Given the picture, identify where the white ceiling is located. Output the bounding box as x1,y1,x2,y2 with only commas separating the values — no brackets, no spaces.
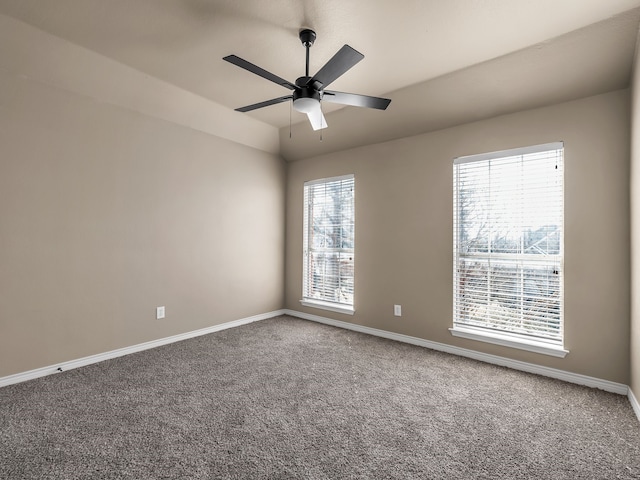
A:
1,0,640,160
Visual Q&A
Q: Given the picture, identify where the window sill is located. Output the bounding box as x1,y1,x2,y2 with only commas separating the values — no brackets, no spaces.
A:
300,299,355,316
449,326,569,358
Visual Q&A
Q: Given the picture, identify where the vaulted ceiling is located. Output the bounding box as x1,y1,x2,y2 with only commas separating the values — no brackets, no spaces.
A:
1,0,639,160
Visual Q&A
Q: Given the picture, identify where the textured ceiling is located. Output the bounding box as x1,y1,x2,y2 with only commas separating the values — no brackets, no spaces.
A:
1,0,639,160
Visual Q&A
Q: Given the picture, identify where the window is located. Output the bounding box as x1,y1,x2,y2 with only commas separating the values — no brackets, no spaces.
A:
301,175,355,315
451,143,567,357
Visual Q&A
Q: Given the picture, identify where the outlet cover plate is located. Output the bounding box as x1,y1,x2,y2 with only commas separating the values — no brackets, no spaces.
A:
156,306,165,319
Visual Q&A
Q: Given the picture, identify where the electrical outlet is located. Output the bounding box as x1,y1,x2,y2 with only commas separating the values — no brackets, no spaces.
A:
156,306,165,319
394,305,402,317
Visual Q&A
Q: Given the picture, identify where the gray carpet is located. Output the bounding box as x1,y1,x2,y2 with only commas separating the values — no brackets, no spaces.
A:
1,315,638,479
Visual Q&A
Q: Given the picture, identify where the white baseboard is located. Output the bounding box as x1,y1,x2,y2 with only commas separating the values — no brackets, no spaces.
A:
3,307,637,425
0,309,285,388
629,388,640,423
284,309,629,396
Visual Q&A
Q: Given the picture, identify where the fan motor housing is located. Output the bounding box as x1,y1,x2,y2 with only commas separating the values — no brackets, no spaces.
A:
293,77,320,113
294,77,321,101
293,88,320,101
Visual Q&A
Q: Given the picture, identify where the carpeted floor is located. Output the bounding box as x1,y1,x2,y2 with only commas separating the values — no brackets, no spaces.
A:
1,315,638,479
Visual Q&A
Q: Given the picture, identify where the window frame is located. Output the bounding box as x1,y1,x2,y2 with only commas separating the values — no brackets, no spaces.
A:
300,174,355,315
450,142,568,358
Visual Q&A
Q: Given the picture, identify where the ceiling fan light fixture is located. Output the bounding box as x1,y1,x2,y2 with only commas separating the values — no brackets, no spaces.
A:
293,85,321,113
293,96,318,114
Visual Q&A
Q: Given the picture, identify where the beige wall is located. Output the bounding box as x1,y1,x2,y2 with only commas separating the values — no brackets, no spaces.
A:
0,69,285,377
286,90,630,384
630,29,640,399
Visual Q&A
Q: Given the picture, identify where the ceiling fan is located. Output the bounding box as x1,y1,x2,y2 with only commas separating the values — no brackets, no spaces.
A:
223,29,391,131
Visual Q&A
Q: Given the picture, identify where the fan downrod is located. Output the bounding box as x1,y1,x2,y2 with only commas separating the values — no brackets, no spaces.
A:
299,29,316,78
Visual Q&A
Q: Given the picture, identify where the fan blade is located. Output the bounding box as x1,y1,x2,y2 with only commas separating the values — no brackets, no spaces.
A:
306,105,328,131
306,45,364,89
223,55,296,90
235,96,292,112
323,90,391,110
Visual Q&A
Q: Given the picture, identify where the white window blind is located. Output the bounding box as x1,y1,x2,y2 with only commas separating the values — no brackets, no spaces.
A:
453,143,564,345
303,175,355,308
